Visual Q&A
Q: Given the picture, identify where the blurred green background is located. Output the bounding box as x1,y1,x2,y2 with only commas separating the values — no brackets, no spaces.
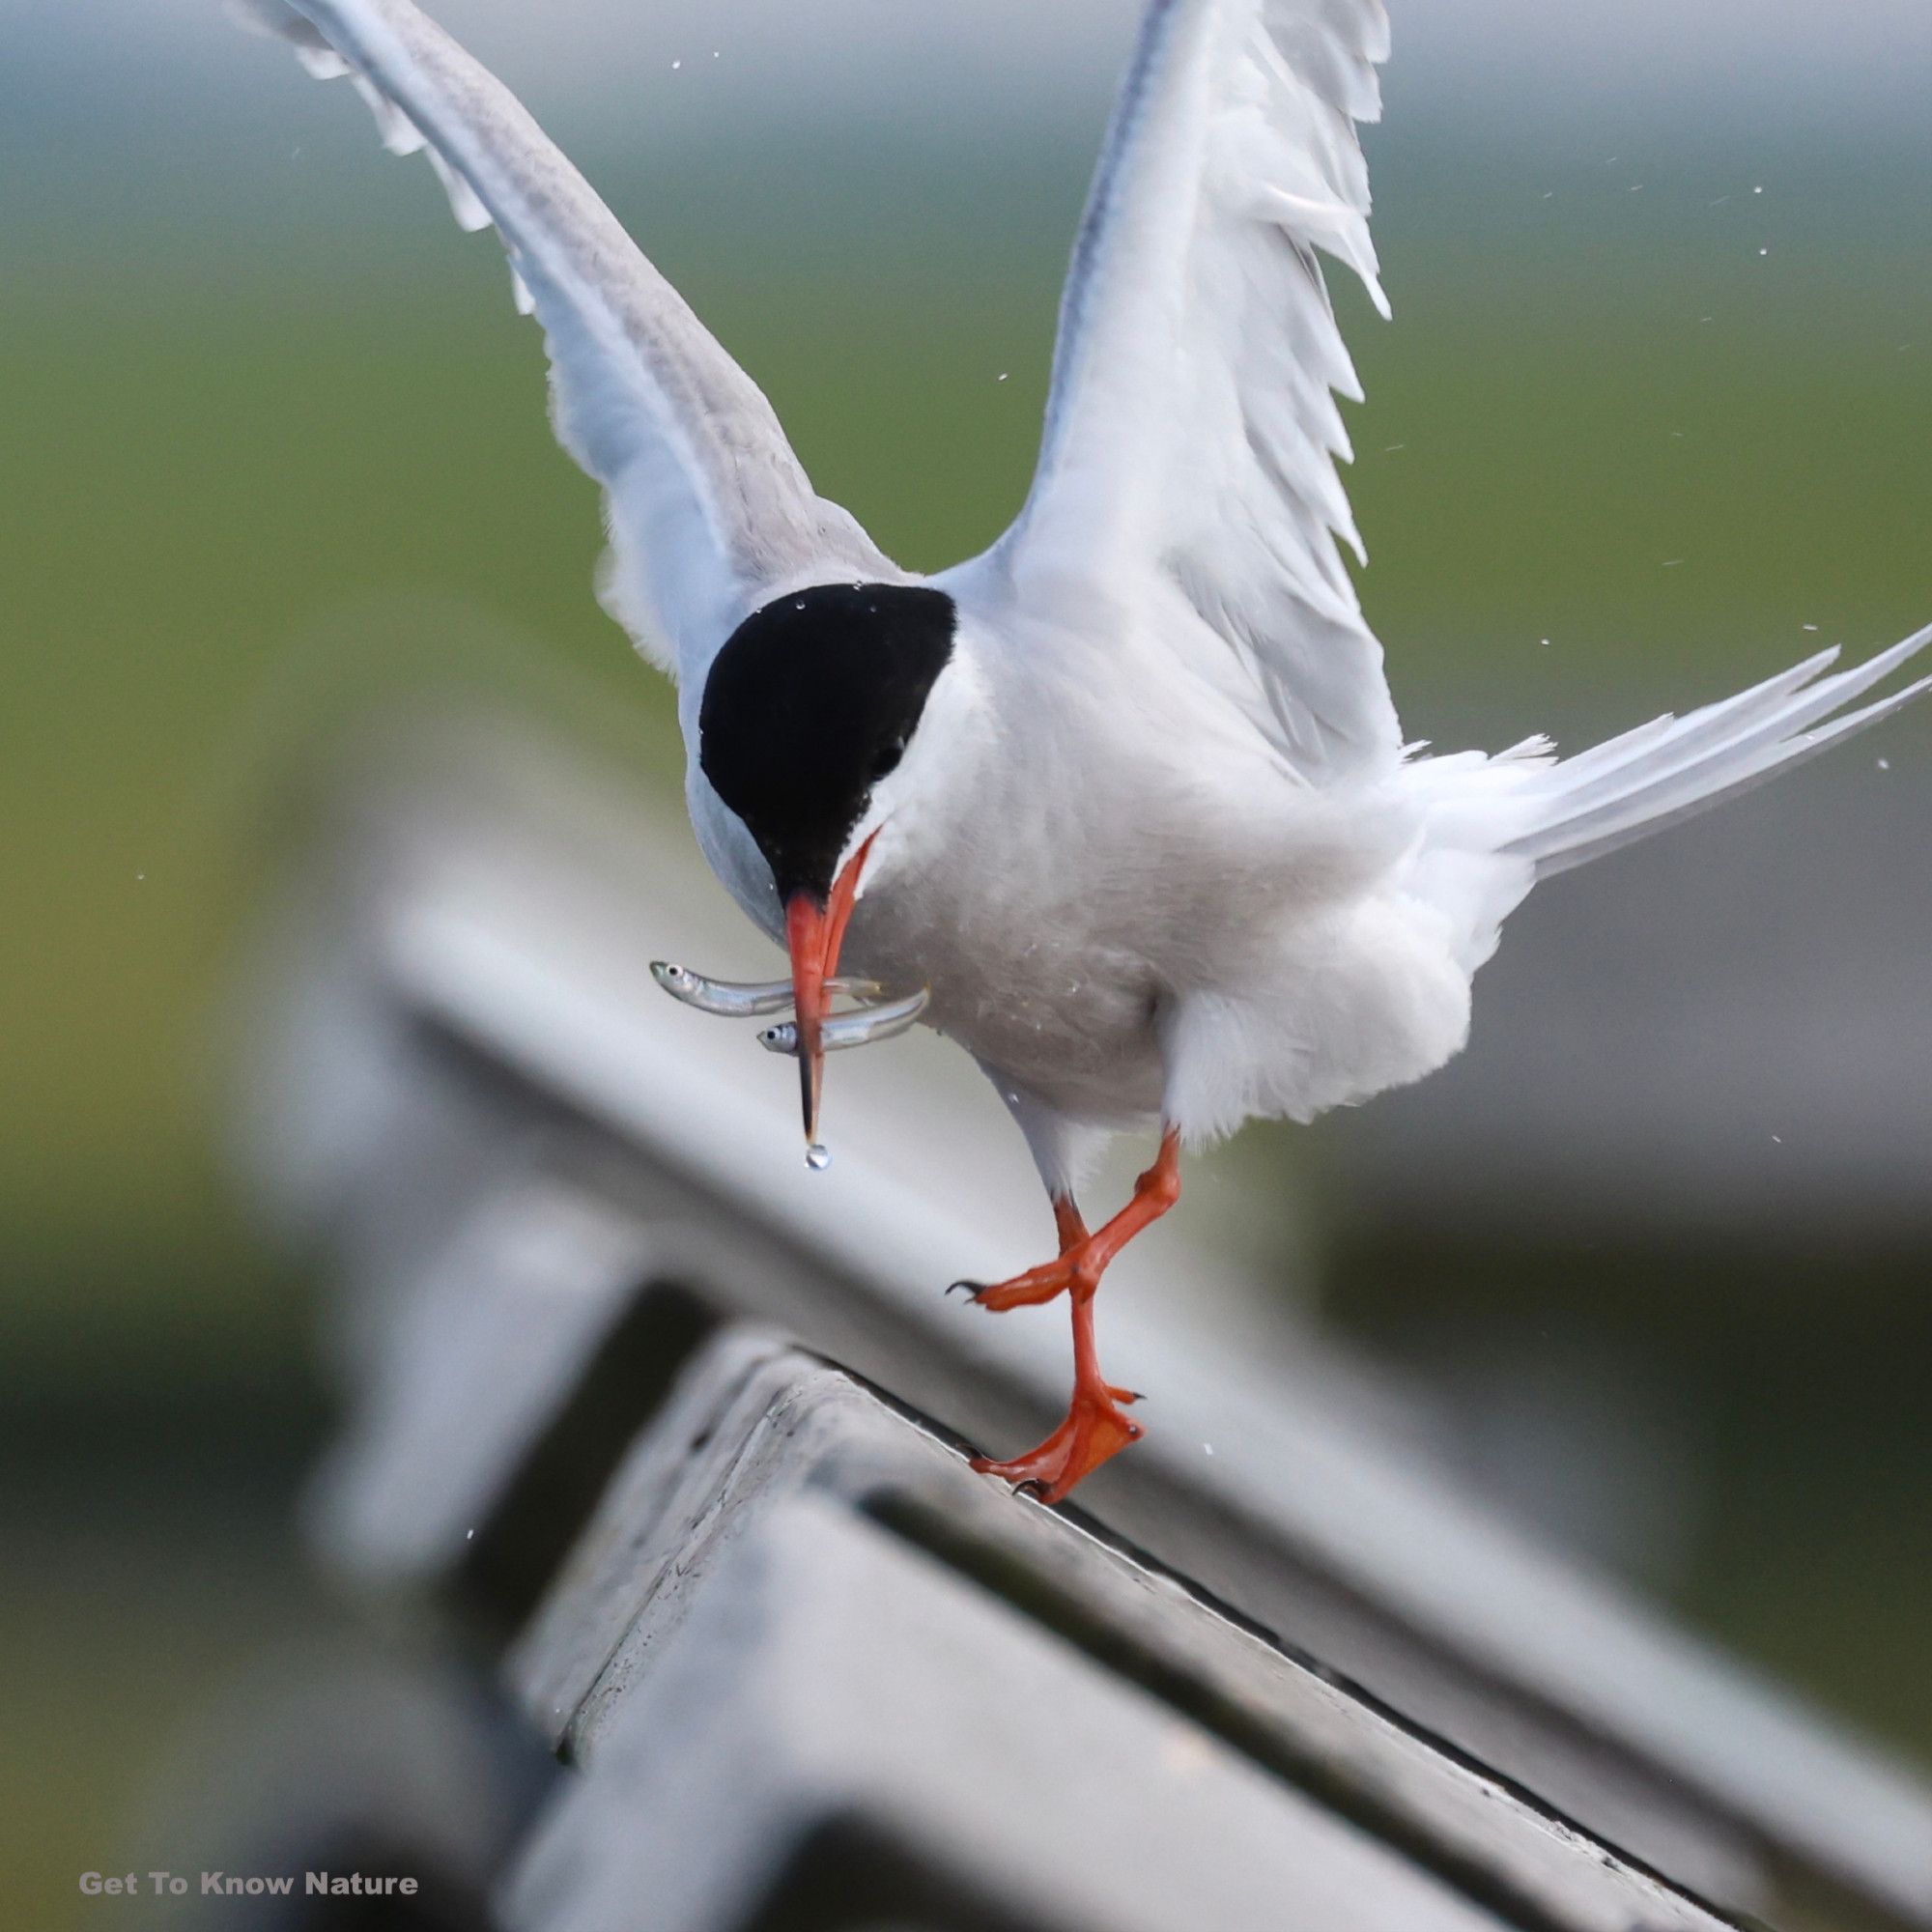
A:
4,6,1929,1925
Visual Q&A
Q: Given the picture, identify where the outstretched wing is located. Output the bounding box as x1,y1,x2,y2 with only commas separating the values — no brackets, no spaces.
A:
987,0,1400,781
233,0,901,687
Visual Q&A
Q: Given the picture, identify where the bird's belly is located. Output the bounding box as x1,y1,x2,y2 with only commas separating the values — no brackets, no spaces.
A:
844,892,1167,1122
840,852,1472,1139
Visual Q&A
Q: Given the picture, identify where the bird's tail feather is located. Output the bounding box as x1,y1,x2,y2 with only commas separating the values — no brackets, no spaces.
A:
1503,623,1932,877
1401,622,1931,977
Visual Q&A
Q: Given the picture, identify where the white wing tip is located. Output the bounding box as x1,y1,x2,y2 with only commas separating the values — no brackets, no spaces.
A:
348,73,425,156
426,146,494,232
237,0,519,253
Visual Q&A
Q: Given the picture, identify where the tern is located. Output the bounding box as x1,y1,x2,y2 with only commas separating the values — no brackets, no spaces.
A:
238,0,1929,1500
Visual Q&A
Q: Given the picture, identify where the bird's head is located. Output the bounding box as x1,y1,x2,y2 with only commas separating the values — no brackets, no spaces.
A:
697,582,959,1151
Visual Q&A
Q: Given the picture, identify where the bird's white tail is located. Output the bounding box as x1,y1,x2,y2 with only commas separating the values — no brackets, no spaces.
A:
1404,624,1931,975
1503,624,1932,877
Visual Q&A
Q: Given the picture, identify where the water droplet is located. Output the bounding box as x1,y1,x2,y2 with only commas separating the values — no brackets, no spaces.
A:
806,1143,832,1172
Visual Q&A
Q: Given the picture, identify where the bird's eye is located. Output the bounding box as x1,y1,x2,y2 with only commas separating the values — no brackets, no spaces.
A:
869,737,907,782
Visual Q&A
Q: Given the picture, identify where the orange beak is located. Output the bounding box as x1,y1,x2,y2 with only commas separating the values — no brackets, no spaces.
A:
782,831,876,1155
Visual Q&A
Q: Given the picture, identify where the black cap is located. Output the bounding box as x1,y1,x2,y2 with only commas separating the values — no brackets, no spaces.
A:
698,582,956,901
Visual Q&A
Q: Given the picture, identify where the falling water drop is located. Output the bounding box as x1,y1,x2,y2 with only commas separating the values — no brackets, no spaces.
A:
806,1143,832,1172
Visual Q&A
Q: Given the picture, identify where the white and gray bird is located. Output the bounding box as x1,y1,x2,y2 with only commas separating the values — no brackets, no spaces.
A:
237,0,1930,1499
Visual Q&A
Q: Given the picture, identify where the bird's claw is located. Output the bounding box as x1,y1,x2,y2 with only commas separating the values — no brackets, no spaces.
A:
965,1260,1085,1313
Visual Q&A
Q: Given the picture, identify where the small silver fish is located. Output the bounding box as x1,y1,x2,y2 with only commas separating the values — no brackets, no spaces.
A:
758,987,929,1057
650,961,882,1018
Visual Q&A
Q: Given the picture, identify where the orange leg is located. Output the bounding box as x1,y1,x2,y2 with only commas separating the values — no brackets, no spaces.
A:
965,1128,1181,1502
952,1127,1182,1315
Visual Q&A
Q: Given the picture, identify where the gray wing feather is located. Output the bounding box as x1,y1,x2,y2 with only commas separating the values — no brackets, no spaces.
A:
233,0,900,685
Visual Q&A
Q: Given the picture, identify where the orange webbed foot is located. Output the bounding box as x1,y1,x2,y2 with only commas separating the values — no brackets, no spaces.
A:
970,1384,1144,1503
